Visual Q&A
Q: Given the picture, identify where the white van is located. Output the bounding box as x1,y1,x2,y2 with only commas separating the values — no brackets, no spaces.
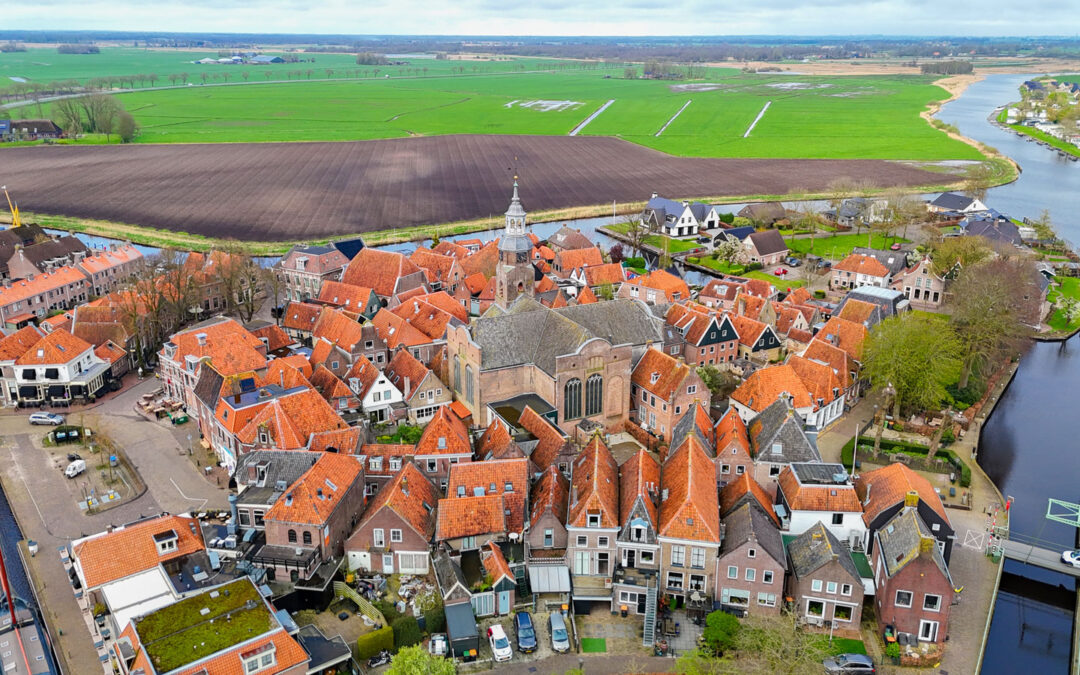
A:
65,459,86,478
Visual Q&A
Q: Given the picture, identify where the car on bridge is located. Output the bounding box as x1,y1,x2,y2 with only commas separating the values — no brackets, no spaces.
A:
1061,549,1080,568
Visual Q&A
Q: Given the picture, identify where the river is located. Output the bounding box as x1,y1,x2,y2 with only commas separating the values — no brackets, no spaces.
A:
936,73,1080,674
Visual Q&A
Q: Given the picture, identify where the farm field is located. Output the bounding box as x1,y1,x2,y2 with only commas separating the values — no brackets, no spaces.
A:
1,48,983,160
0,136,947,243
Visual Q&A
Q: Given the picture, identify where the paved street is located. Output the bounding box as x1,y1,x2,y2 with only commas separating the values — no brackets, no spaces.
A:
0,376,229,674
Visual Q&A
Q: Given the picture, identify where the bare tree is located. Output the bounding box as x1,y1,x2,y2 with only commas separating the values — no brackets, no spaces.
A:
216,245,264,323
260,266,285,324
53,96,85,136
621,218,650,258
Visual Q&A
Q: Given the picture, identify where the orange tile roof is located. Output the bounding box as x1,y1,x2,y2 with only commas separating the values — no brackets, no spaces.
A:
282,301,322,333
815,317,868,362
691,403,715,447
249,323,292,352
308,338,334,369
308,427,362,454
309,365,355,403
483,541,514,582
535,275,556,294
448,458,528,498
802,339,853,389
632,347,690,401
458,240,500,279
410,248,462,285
360,463,438,538
714,408,751,458
390,299,455,340
312,306,366,351
271,354,314,378
719,473,779,527
520,406,568,471
619,449,660,527
261,359,312,392
171,630,308,675
415,406,471,455
833,253,890,278
40,312,73,332
530,465,570,528
414,291,469,322
548,290,569,309
625,269,690,302
568,436,620,529
854,463,949,527
659,436,721,542
730,364,813,413
94,340,126,364
318,281,375,312
786,355,842,406
449,400,473,422
729,314,769,348
436,493,509,540
0,266,88,307
342,248,423,297
358,443,417,477
777,466,862,512
787,327,815,345
385,349,432,402
478,276,497,301
533,244,556,262
77,244,142,274
433,240,470,258
164,319,267,377
371,309,433,348
582,263,626,287
554,247,604,271
836,299,878,325
737,294,768,320
15,329,92,365
784,287,813,305
266,453,362,526
575,285,598,305
463,272,488,295
477,420,515,459
0,325,43,361
73,514,205,589
236,388,348,449
344,355,381,400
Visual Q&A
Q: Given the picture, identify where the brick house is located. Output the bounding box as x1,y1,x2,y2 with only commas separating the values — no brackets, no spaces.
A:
657,435,720,614
618,269,690,304
665,304,740,367
742,230,788,266
717,502,786,616
745,399,822,492
713,408,754,486
281,301,322,344
786,522,865,631
893,257,946,310
698,275,776,311
526,465,570,558
613,449,661,616
730,363,843,431
856,463,954,563
729,314,782,362
316,280,381,319
631,347,709,442
412,407,474,491
159,317,268,411
255,453,365,583
551,247,604,279
0,326,42,405
384,347,452,424
830,253,892,291
341,247,428,301
346,463,437,575
76,245,144,297
277,244,350,303
410,247,466,294
234,450,321,533
566,436,621,609
871,506,954,647
0,267,90,325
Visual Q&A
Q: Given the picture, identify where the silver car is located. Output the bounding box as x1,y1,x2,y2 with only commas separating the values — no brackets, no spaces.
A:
549,611,570,653
29,412,64,426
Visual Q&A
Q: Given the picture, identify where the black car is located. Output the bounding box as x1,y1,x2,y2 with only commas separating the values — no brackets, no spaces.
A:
514,611,537,653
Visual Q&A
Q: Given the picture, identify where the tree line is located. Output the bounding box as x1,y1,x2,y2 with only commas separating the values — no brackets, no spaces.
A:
920,60,973,75
53,93,138,142
57,44,100,54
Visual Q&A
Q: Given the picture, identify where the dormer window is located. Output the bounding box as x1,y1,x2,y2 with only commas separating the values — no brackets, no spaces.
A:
153,530,178,555
241,642,276,673
587,513,601,528
389,458,401,471
369,457,382,472
650,372,659,384
632,526,645,542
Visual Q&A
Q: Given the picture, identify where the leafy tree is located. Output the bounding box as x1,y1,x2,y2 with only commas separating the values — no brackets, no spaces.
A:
677,614,831,675
929,236,992,276
609,243,626,264
116,111,137,143
387,645,455,675
597,282,615,300
713,234,743,268
696,364,739,400
863,313,962,417
1030,209,1058,242
701,610,740,655
949,257,1039,387
425,603,445,634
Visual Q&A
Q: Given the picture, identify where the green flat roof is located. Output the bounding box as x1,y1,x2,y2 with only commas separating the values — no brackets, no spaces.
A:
850,551,874,579
136,578,273,673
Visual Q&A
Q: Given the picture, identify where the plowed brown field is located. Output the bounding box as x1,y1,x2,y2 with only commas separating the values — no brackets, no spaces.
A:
3,136,946,241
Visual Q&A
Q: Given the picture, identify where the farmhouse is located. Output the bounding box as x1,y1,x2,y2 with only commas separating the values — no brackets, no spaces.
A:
927,192,987,215
738,203,787,226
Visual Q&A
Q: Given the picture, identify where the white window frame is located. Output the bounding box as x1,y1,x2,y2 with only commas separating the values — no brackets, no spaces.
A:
841,583,852,596
763,570,774,584
919,619,939,642
895,590,913,608
826,581,837,595
671,545,685,566
745,568,755,582
373,529,385,548
727,565,738,579
690,547,705,569
811,579,822,593
390,529,402,543
923,593,942,612
576,535,587,547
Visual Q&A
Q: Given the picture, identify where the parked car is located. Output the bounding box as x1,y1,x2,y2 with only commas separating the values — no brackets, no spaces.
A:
549,611,570,653
488,624,513,662
773,268,788,276
823,653,876,673
29,412,64,426
65,459,86,479
514,611,537,653
890,242,902,251
1061,550,1080,568
785,256,802,267
428,633,448,657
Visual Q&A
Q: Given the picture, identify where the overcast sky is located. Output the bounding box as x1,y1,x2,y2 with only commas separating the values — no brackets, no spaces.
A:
5,0,1078,37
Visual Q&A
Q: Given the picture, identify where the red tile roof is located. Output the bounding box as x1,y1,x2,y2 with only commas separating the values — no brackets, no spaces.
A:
833,253,890,278
624,269,690,302
729,314,769,349
249,323,292,352
236,388,348,449
0,267,88,307
786,355,842,407
16,329,92,365
568,436,620,529
341,248,423,297
170,630,308,675
410,248,462,286
719,473,779,526
308,427,362,454
802,339,854,389
282,301,322,333
436,493,509,540
448,458,528,498
433,241,470,258
384,349,432,403
164,319,267,377
777,466,862,512
270,354,314,379
582,263,626,287
73,514,205,589
619,449,660,527
371,309,433,348
477,420,516,459
530,465,570,528
94,340,127,365
390,299,455,340
318,281,375,312
482,541,514,582
632,347,690,401
344,355,382,400
713,408,750,458
854,463,950,527
660,436,721,542
575,285,598,305
358,443,416,478
449,400,473,422
413,291,469,322
554,247,604,272
519,406,567,471
0,325,43,361
730,364,813,413
459,240,500,279
312,306,366,352
836,299,878,325
266,453,362,526
463,272,488,295
815,317,868,362
415,406,471,456
309,365,355,404
359,463,438,539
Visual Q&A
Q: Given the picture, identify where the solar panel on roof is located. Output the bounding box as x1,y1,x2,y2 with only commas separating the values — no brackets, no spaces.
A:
240,378,256,393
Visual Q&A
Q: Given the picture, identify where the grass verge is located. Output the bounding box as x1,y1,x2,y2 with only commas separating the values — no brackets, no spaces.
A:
1046,277,1080,332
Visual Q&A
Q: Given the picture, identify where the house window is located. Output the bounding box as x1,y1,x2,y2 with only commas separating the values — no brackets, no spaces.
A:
288,530,297,544
573,551,590,575
919,620,939,642
302,531,312,546
462,536,477,550
453,360,461,393
564,378,582,420
390,529,402,543
373,529,385,547
690,547,705,569
369,457,382,471
721,464,730,474
895,590,913,608
253,511,265,527
811,579,822,593
747,548,756,559
745,568,755,582
587,513,601,528
640,550,654,564
671,545,685,566
238,511,251,527
736,466,745,475
465,365,474,404
721,588,749,605
689,574,705,592
763,570,774,584
757,592,777,607
687,385,697,395
389,458,401,471
841,583,852,596
834,604,853,622
826,581,837,594
426,459,437,473
727,565,738,579
923,594,942,612
667,572,684,590
585,374,603,417
577,535,587,547
544,529,554,547
806,599,825,618
831,513,843,525
598,536,609,547
598,552,610,575
769,466,780,476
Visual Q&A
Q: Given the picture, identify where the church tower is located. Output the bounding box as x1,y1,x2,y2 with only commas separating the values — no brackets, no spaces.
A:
495,177,534,309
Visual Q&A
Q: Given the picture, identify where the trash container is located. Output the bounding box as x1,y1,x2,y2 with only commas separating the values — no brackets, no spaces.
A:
620,605,628,618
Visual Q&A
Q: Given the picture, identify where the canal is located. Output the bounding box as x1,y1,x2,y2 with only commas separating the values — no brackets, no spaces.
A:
936,73,1080,674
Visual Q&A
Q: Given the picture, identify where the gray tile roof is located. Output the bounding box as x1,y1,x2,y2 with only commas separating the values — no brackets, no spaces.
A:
749,400,821,464
851,247,908,276
235,450,320,506
876,507,951,582
930,192,975,211
721,502,787,571
192,364,225,410
747,229,788,256
787,521,860,581
470,298,664,376
669,403,713,456
547,226,594,251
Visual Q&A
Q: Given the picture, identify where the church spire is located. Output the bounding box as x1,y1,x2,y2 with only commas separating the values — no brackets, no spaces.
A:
504,175,527,236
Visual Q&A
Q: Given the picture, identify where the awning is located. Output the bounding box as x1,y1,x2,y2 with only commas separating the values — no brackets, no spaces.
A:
529,565,571,593
47,385,67,399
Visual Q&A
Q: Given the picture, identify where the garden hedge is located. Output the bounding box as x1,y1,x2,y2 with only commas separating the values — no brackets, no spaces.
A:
356,626,393,659
392,615,423,649
842,436,971,488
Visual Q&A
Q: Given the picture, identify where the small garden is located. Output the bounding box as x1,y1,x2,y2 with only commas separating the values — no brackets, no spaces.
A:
1047,276,1080,332
841,435,972,488
786,232,908,259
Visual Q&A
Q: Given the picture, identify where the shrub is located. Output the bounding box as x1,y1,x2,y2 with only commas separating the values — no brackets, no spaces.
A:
425,604,445,634
885,642,901,659
747,262,764,271
718,212,735,224
841,435,971,487
624,256,646,269
940,427,955,445
702,610,740,655
375,600,400,623
357,626,394,659
687,256,700,264
813,289,826,299
947,380,985,407
392,615,422,649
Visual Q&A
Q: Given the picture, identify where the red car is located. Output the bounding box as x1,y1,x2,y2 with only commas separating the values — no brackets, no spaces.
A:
890,243,902,251
773,268,788,276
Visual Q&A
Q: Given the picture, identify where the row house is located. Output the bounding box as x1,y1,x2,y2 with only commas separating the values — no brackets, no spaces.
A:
630,346,709,442
729,314,782,362
836,298,884,328
526,465,571,562
277,244,350,303
11,328,113,405
234,450,322,534
410,406,474,490
410,247,466,294
384,347,452,423
713,408,754,486
716,501,787,616
0,325,43,406
316,280,381,319
76,244,145,297
730,361,843,431
746,398,822,490
786,522,866,631
344,356,402,423
346,463,438,575
612,449,661,616
309,365,360,414
0,267,90,326
281,301,322,344
551,246,603,279
341,248,428,301
664,303,740,367
698,275,776,311
357,443,420,497
255,452,365,583
3,235,87,280
618,269,690,304
566,436,621,609
855,463,955,563
371,308,443,365
159,317,268,411
776,463,866,549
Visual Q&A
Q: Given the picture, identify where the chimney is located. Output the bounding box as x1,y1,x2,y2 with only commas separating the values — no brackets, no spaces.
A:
279,369,284,388
228,493,239,525
862,483,872,506
919,535,936,555
26,273,33,282
404,376,411,399
196,333,208,347
651,192,658,199
904,490,919,508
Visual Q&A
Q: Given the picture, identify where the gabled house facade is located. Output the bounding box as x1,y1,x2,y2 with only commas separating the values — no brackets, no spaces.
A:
717,502,786,616
785,522,865,631
631,347,709,442
566,436,621,608
345,463,438,575
612,449,661,615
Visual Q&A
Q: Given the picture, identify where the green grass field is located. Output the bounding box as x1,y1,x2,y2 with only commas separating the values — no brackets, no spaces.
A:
1047,277,1080,332
787,232,908,258
1,48,985,160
